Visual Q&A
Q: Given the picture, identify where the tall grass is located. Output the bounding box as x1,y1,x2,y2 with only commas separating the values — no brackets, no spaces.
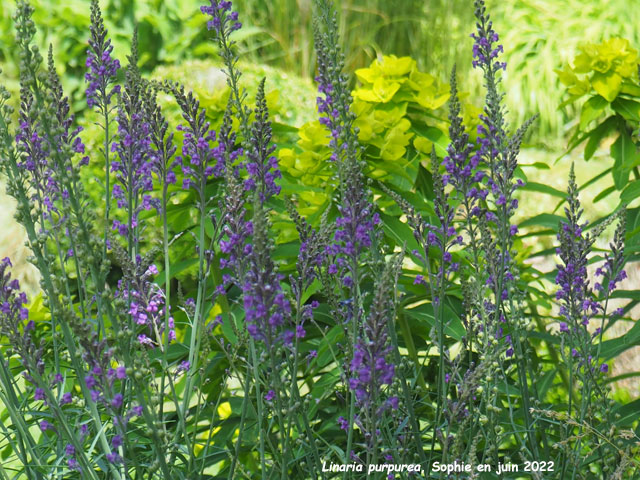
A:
490,0,640,143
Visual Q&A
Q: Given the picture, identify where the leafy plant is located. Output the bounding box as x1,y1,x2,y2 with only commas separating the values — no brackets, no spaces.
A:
0,0,639,479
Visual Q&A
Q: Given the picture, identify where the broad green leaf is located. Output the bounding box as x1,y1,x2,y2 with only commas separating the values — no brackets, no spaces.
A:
621,82,640,97
583,116,617,161
537,369,557,398
600,320,640,359
380,213,421,252
521,162,550,170
403,304,465,341
612,97,640,121
610,131,640,189
612,398,640,427
579,95,608,130
156,258,199,286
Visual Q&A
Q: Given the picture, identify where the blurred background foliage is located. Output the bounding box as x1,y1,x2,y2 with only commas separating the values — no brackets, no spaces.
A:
2,0,640,144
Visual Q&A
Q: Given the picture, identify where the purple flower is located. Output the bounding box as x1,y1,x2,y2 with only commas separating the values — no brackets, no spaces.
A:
111,393,123,409
245,80,282,203
85,0,121,109
34,388,45,401
110,41,155,241
348,256,400,408
39,420,53,432
115,366,127,380
555,166,626,378
131,405,143,417
470,1,506,72
264,390,275,402
68,458,80,471
338,416,349,431
116,257,174,347
201,0,242,39
173,89,221,195
112,434,123,448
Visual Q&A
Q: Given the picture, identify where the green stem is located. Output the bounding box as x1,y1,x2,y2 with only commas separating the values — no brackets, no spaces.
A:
250,340,268,480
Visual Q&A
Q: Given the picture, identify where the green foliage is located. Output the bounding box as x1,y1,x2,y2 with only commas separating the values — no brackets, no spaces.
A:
557,38,638,103
558,36,640,225
277,54,483,242
1,0,640,477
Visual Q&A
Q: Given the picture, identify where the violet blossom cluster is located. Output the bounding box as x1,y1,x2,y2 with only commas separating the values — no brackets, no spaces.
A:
116,261,175,348
145,86,178,190
314,0,378,285
555,167,626,374
245,79,282,202
85,0,121,110
469,0,535,312
442,68,486,225
200,0,242,40
348,254,402,444
242,237,294,343
241,87,292,344
15,96,57,219
407,153,462,307
216,106,252,297
110,39,155,238
470,0,506,73
0,257,38,376
286,200,328,297
47,49,90,171
170,84,225,193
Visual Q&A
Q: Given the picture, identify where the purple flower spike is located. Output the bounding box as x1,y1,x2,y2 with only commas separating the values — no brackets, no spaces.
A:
86,0,121,110
470,1,506,72
201,0,242,40
110,34,155,240
348,255,401,408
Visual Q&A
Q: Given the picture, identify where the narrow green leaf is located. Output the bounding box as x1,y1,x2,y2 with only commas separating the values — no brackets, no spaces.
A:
520,182,567,199
593,185,615,203
519,213,564,230
620,180,640,205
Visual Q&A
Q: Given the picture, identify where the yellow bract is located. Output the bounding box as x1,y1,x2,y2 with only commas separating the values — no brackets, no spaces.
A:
558,37,639,102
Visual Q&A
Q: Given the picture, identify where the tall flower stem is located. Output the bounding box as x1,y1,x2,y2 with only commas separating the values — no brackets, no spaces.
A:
181,197,208,428
250,340,268,479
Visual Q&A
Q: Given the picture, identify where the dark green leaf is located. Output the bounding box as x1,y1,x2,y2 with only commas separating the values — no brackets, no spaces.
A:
583,116,617,161
612,97,640,122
